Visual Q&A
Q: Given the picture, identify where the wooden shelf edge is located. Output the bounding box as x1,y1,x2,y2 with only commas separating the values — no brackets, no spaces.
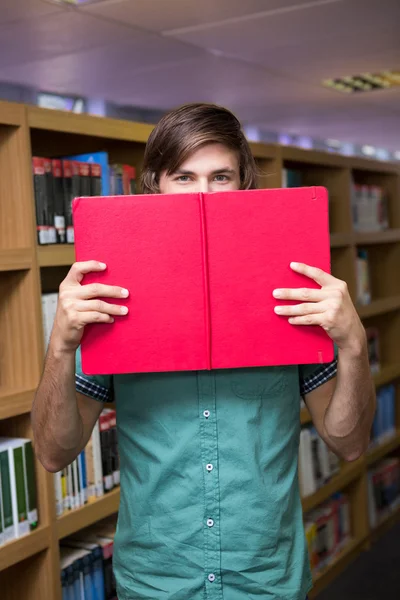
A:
310,536,366,597
373,364,400,388
330,233,353,248
367,431,400,465
38,244,76,267
0,388,36,419
354,229,400,245
358,295,400,319
302,460,363,513
28,105,153,144
57,487,120,540
0,100,25,127
0,525,50,571
0,248,33,271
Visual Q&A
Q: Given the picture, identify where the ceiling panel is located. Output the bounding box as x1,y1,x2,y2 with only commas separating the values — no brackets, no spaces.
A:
0,35,206,98
0,9,138,69
81,0,317,34
166,0,399,59
0,0,64,26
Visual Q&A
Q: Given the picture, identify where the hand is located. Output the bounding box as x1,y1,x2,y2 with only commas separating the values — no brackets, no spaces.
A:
272,262,365,353
51,261,129,354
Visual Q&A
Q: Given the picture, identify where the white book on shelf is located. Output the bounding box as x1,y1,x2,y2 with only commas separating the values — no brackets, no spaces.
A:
299,428,316,497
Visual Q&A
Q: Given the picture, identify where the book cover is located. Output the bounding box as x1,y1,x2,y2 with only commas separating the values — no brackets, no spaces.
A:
73,187,333,375
22,440,38,529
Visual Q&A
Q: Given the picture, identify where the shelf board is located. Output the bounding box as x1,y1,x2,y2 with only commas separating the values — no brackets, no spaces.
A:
373,364,400,388
28,105,153,144
0,525,50,571
302,460,363,513
0,248,32,271
300,407,312,425
358,295,400,319
0,100,25,127
310,537,366,597
57,487,120,540
330,233,353,248
38,244,75,267
354,229,400,245
366,431,400,466
0,388,36,419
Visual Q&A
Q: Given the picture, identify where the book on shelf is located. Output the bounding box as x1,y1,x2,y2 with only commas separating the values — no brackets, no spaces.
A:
356,249,371,305
0,437,38,547
305,492,351,575
299,426,340,498
368,457,400,528
351,182,389,232
41,292,59,350
282,168,303,188
32,152,137,246
370,384,396,446
54,409,119,517
61,516,117,600
73,186,334,375
366,327,380,374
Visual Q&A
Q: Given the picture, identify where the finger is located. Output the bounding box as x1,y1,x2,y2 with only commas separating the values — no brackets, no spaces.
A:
77,311,115,325
274,301,327,317
78,283,129,300
65,261,107,285
288,314,324,326
273,287,328,302
75,300,129,316
290,262,333,286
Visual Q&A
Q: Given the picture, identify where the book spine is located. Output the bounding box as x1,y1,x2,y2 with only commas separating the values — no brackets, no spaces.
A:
198,192,212,370
0,449,16,541
52,159,66,243
99,414,113,492
92,421,104,498
9,445,30,537
32,157,48,245
22,440,38,529
79,162,92,197
54,471,64,518
44,158,57,243
85,435,97,503
90,163,102,196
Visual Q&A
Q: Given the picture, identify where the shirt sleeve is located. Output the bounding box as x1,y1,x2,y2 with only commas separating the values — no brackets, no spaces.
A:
75,345,113,403
299,344,338,398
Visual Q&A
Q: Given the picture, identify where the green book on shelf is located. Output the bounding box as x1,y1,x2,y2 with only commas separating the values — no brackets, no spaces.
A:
0,439,31,538
23,440,38,530
0,446,17,542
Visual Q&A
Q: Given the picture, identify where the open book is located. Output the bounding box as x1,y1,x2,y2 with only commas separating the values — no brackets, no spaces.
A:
73,187,333,375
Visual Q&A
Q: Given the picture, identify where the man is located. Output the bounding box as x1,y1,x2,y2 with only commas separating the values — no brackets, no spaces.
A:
32,103,375,600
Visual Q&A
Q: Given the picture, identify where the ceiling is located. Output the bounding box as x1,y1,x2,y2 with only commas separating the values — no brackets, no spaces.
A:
0,0,399,150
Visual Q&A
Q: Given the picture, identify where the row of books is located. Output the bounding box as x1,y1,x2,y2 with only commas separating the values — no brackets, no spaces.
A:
283,169,390,233
60,516,117,600
305,493,351,574
368,457,400,528
299,426,340,498
55,409,119,517
351,182,389,232
0,437,38,547
370,384,396,445
33,151,136,246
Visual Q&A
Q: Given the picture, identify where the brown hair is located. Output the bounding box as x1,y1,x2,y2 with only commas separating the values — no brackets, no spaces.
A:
141,103,258,193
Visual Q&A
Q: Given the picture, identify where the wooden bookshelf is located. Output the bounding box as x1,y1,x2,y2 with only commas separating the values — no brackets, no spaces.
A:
57,488,120,540
0,525,50,572
38,244,75,268
0,101,399,600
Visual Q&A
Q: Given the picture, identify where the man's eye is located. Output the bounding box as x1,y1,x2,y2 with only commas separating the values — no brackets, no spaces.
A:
214,174,229,182
176,175,191,182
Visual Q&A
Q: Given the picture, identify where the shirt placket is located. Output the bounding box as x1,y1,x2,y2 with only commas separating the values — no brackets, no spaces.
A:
198,371,223,599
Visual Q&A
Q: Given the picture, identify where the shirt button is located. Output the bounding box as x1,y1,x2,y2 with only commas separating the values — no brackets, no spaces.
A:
208,573,216,582
203,410,210,418
207,519,214,527
206,463,213,472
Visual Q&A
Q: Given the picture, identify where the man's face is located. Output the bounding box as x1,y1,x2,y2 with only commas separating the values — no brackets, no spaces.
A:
159,143,241,194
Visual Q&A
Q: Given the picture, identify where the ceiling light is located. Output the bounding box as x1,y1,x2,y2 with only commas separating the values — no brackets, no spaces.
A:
322,69,400,93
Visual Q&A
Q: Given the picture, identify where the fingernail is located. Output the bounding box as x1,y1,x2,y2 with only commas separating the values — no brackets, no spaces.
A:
274,306,283,314
273,290,282,298
290,262,298,268
121,288,129,297
99,262,107,269
120,306,128,315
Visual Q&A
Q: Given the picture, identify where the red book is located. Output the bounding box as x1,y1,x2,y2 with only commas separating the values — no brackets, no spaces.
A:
73,187,334,375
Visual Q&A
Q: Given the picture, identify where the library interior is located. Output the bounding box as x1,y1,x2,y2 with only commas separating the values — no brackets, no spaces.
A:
0,1,399,599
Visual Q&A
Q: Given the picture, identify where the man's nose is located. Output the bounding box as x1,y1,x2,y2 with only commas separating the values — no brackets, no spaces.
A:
197,178,210,193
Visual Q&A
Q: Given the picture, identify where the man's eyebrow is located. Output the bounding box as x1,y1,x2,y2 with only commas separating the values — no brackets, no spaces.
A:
172,167,237,176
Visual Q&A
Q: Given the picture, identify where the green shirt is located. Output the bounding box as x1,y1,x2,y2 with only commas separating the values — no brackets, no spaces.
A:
76,348,337,600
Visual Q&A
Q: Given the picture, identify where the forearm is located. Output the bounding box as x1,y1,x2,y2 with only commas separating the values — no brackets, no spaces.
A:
323,335,376,461
32,345,84,472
